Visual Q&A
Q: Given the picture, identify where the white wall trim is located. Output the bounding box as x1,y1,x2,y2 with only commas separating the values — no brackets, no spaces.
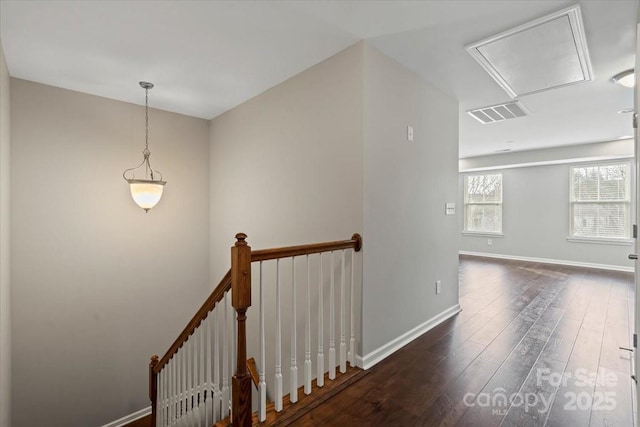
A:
459,154,633,173
461,231,504,238
101,407,151,427
357,304,462,370
459,251,633,272
566,236,633,246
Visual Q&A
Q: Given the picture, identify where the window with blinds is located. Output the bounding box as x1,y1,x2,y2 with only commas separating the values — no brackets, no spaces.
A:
464,173,503,233
570,162,630,239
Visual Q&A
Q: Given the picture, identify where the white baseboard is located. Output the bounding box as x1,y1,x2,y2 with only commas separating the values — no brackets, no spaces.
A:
101,406,151,427
357,304,462,370
458,251,633,273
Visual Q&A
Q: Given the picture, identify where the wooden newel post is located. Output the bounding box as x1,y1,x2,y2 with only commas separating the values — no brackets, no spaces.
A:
149,355,159,427
231,233,252,426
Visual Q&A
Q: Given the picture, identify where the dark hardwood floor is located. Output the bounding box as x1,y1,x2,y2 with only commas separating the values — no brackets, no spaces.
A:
295,255,636,426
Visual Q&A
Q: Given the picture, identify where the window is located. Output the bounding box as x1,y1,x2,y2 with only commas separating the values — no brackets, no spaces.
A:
464,173,503,234
570,162,630,240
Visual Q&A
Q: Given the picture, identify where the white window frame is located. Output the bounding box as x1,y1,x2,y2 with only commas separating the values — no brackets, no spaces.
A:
463,173,503,236
568,161,632,244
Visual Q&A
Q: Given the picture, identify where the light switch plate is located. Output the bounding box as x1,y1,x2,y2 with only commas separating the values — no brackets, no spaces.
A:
445,202,455,215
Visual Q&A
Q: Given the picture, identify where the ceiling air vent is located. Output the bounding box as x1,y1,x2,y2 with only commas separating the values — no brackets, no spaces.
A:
467,101,527,124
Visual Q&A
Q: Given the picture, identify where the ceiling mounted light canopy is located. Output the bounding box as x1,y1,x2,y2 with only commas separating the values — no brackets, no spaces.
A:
123,82,166,212
612,69,635,88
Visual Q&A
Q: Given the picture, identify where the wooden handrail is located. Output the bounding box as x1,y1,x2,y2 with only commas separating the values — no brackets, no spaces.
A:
150,232,363,425
251,233,362,262
154,269,232,373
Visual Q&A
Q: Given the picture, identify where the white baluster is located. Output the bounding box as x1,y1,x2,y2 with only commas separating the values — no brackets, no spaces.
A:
180,350,185,422
164,364,169,427
340,250,347,373
172,355,177,424
163,368,166,427
166,367,171,427
171,357,176,425
221,293,229,419
173,355,178,425
329,251,336,380
231,291,236,389
205,311,212,426
317,253,324,388
176,348,184,422
304,254,312,394
166,366,170,427
188,346,192,424
193,329,200,426
199,323,205,426
180,353,185,425
193,331,198,426
186,339,192,425
349,249,357,367
156,369,161,427
258,262,267,421
275,259,283,411
213,304,221,423
191,336,197,426
290,257,298,403
162,364,166,427
228,294,235,419
175,356,179,425
185,344,189,424
164,367,168,427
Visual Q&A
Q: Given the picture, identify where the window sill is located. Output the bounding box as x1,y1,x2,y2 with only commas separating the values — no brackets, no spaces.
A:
566,236,633,246
462,231,504,238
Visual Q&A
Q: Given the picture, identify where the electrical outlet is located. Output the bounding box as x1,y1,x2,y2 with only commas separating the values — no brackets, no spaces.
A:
436,280,442,295
488,239,492,246
407,125,414,142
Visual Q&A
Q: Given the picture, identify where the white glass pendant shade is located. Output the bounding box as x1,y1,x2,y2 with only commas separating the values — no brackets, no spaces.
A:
613,69,635,88
127,179,166,212
617,73,635,88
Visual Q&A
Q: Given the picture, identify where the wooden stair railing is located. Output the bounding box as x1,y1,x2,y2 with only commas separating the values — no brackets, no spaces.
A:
149,233,362,427
149,270,233,426
247,358,259,390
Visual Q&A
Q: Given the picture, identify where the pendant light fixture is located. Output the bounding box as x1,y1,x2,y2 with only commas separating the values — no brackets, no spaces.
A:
612,69,635,88
123,82,166,212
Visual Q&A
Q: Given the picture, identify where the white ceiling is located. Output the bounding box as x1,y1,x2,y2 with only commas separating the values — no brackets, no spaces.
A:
0,0,637,158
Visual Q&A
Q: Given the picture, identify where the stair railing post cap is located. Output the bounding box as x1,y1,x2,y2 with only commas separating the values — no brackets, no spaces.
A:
235,233,248,246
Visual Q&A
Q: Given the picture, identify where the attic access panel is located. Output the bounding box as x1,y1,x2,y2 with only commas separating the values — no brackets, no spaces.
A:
466,5,593,98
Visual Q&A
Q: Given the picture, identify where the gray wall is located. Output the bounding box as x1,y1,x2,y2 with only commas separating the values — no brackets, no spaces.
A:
209,42,364,398
0,39,11,427
209,42,364,280
7,40,460,424
10,80,210,427
460,141,634,270
209,41,460,373
361,44,459,356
